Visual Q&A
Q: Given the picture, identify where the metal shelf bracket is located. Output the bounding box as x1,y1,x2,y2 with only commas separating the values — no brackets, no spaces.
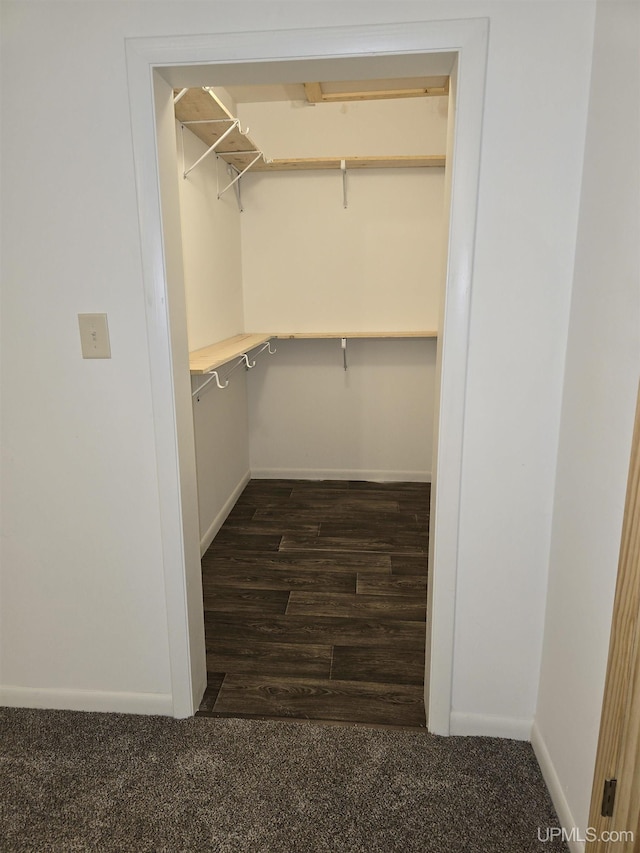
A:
218,152,264,203
341,160,348,209
192,339,277,402
182,119,240,179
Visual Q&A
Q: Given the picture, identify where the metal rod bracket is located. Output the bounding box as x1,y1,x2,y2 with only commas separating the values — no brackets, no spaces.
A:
341,160,348,209
192,339,277,402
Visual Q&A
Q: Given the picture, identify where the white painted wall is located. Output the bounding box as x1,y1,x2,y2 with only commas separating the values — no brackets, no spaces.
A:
192,373,250,552
178,125,245,350
0,0,597,730
236,96,448,160
241,170,444,334
533,0,640,841
447,2,596,738
238,97,443,480
177,126,250,550
239,96,445,334
248,338,436,481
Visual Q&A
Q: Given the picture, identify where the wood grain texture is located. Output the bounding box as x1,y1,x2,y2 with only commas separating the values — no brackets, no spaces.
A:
391,555,429,576
207,639,332,679
303,82,323,103
207,531,283,552
287,591,426,622
220,519,320,536
202,566,356,594
357,572,427,597
319,515,424,532
189,333,272,374
318,521,428,543
202,588,290,615
212,674,426,727
253,505,405,520
302,78,448,104
587,388,640,850
284,497,401,513
281,533,425,555
318,86,448,101
198,479,429,726
258,156,445,170
250,478,348,490
274,331,437,339
332,645,425,686
204,613,427,650
202,550,390,573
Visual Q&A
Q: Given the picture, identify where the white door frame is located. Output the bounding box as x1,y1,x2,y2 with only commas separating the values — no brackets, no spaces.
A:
125,19,488,731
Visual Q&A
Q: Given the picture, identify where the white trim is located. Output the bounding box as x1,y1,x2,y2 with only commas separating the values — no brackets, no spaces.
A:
531,722,585,853
421,20,488,735
450,711,532,741
200,471,251,556
125,18,488,728
0,686,173,717
125,47,196,720
250,468,432,483
126,23,461,79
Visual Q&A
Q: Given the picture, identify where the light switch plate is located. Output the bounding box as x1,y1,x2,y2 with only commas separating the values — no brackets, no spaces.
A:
78,313,111,359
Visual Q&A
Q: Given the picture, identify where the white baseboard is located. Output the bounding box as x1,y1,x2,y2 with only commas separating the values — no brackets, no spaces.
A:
199,470,251,556
531,721,585,853
250,468,431,483
449,710,533,741
0,685,173,716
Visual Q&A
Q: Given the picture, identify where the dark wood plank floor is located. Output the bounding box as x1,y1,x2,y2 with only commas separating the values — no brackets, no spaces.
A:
197,479,429,728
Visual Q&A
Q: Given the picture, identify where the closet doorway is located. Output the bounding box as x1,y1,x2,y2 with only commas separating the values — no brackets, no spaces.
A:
177,75,444,726
126,19,488,732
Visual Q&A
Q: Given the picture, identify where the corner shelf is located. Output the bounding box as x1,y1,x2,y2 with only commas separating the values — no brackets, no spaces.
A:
189,333,272,375
175,88,264,175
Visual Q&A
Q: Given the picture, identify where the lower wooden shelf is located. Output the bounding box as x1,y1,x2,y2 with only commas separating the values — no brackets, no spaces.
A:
273,331,437,340
189,331,437,375
189,333,272,375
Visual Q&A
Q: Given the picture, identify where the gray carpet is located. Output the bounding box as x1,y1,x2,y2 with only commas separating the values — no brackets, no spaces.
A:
0,708,567,852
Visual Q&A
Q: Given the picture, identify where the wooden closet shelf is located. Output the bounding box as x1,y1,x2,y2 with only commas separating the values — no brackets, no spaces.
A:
190,331,437,374
175,88,260,162
274,331,438,340
175,89,445,173
189,333,272,375
249,155,445,172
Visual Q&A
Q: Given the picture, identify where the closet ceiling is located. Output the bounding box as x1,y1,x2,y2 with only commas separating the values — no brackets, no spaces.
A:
174,78,448,173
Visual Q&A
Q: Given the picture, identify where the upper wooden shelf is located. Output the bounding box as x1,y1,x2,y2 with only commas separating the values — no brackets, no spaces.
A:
189,333,272,375
252,156,444,171
174,88,445,173
303,78,449,104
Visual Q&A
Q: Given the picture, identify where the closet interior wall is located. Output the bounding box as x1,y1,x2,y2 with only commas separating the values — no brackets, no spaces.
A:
177,121,250,553
177,88,447,549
